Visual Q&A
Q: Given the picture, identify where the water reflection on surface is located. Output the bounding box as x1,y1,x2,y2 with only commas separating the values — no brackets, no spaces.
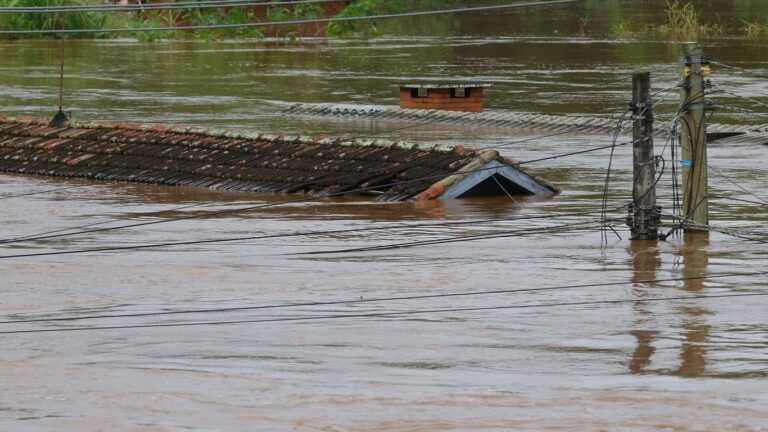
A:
628,239,661,375
628,233,717,378
676,231,711,379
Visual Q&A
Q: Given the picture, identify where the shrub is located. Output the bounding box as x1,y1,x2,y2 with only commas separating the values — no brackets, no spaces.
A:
0,0,116,39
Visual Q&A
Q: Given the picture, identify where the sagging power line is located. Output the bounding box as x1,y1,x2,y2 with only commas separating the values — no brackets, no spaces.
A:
0,212,623,260
1,291,765,336
293,217,622,255
0,138,641,258
0,0,579,35
0,0,339,14
0,184,90,200
2,270,765,326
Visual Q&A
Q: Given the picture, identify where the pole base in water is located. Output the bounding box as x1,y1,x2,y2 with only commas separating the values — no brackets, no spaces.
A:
48,109,69,128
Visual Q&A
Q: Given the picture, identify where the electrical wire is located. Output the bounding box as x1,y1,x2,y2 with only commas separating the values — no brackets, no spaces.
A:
665,98,694,226
600,108,629,243
672,84,711,233
630,155,666,212
0,112,479,244
600,88,685,240
661,87,763,243
660,208,768,245
711,194,768,206
294,217,622,256
0,184,90,200
709,164,768,205
1,291,765,336
0,0,339,13
0,0,579,35
481,127,589,151
0,200,221,244
0,210,615,259
0,137,641,250
3,270,766,326
714,103,768,121
715,89,768,111
512,139,636,165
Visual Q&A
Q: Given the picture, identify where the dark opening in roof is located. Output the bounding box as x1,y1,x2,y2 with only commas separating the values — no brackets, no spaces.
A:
456,173,532,198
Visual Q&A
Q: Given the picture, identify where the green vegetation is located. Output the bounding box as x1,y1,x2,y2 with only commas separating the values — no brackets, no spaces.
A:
0,0,326,41
265,2,324,39
659,0,699,39
656,0,726,40
741,19,768,37
2,0,768,41
326,0,457,36
135,7,266,42
610,18,633,38
0,0,116,39
601,0,731,39
127,3,326,42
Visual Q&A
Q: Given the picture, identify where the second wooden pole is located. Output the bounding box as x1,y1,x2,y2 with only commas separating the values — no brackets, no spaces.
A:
630,70,659,240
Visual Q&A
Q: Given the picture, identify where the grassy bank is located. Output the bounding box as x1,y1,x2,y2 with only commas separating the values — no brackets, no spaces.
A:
0,0,329,41
0,0,462,40
326,0,458,36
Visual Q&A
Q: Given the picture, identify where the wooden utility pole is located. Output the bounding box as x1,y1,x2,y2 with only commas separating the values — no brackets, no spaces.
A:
629,71,659,240
679,42,710,231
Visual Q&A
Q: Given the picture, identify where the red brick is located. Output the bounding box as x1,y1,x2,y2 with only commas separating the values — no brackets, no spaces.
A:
398,85,486,112
469,88,483,97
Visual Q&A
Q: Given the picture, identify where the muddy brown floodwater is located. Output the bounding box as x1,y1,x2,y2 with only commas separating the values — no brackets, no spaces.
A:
2,2,768,431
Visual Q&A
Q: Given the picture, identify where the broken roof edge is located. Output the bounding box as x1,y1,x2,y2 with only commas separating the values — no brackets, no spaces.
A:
413,151,559,200
0,114,464,155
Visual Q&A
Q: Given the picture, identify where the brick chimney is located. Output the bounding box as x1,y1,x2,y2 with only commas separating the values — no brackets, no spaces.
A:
396,82,492,113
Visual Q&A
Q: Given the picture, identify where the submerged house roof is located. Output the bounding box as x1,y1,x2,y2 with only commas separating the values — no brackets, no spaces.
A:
0,116,557,201
395,82,494,89
709,131,768,146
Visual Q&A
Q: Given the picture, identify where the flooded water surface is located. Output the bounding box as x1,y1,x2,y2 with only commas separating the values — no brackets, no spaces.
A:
2,1,768,430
